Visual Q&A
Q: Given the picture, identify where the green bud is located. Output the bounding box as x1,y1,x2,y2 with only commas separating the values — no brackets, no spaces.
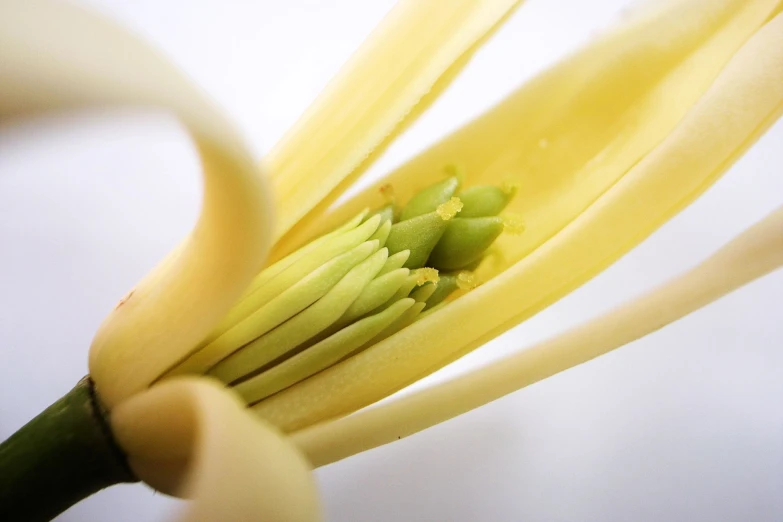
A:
386,211,448,268
427,216,504,270
399,176,459,221
457,185,513,218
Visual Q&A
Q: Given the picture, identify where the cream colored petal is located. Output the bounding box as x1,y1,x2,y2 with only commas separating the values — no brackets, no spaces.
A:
112,378,320,522
294,206,783,466
253,7,783,432
267,0,522,246
0,0,273,407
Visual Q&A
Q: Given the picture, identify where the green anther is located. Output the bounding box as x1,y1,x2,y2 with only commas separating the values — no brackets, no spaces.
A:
368,218,392,247
410,282,437,302
364,301,426,348
371,204,396,224
204,214,383,342
386,211,448,268
457,185,513,218
210,247,390,383
427,216,504,270
234,298,415,404
423,273,459,310
339,268,410,325
377,250,410,276
167,240,380,377
399,176,459,221
242,208,370,298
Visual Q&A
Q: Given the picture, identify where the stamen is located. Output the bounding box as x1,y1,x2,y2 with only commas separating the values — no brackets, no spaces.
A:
455,270,478,290
379,183,396,205
165,174,517,403
502,213,526,235
436,197,463,220
414,267,439,286
500,179,520,196
443,164,465,186
292,207,783,465
410,282,437,303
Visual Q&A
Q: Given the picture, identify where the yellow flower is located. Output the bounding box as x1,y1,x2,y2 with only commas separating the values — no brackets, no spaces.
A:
2,0,782,520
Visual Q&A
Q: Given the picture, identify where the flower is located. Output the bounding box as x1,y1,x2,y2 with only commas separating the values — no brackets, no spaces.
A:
2,0,782,520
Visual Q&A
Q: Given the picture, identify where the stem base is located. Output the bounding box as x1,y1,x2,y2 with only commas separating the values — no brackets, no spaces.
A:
0,377,138,522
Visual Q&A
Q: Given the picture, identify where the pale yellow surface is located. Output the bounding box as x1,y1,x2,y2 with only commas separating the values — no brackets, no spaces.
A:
0,0,273,409
267,0,524,245
273,0,781,258
113,379,320,522
2,0,526,518
4,0,783,518
0,0,313,520
294,206,783,466
253,2,783,432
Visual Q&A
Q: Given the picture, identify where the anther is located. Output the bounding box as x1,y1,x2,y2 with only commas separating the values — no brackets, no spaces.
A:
502,213,526,235
436,197,463,220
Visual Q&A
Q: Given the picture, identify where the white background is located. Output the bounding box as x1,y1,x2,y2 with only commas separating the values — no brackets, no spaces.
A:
1,0,782,521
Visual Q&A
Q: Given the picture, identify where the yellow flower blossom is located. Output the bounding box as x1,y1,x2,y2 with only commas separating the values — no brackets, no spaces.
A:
2,0,782,520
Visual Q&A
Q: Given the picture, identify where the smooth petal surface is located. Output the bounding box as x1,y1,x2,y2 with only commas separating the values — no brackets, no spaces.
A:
267,0,522,245
253,2,783,431
280,0,781,256
112,378,320,522
294,206,783,466
0,0,273,407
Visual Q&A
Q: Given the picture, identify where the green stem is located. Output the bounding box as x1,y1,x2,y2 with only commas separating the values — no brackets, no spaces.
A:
0,377,138,522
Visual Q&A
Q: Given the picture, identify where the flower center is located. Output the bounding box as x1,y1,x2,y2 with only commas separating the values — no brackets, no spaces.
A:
160,170,520,405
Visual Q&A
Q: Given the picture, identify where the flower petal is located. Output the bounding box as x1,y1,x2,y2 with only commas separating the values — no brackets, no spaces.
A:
112,378,320,522
280,0,782,260
253,4,783,432
293,205,783,466
0,0,273,407
267,0,523,245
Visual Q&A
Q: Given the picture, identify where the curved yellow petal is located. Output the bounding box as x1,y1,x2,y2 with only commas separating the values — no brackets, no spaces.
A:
277,0,781,262
267,0,522,245
294,206,783,466
0,0,273,407
112,378,320,522
253,5,783,432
